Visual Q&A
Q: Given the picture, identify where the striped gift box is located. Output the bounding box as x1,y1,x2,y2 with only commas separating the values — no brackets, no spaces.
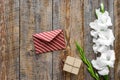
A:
33,29,66,54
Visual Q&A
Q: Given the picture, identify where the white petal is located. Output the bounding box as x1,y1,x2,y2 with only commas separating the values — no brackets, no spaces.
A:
97,45,110,53
93,44,98,53
99,29,115,40
97,39,112,46
91,60,103,70
104,11,109,16
101,50,115,67
92,44,109,53
103,11,112,26
90,30,98,38
89,21,99,31
98,67,109,75
104,61,114,68
93,38,97,43
91,58,107,70
106,17,112,26
95,29,115,46
96,9,102,17
97,11,112,27
105,50,115,61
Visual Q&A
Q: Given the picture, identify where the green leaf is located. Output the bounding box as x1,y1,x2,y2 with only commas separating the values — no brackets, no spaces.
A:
87,68,93,76
95,73,99,79
75,41,100,80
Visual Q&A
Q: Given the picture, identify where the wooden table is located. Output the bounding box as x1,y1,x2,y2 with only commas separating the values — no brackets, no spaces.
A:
0,0,120,80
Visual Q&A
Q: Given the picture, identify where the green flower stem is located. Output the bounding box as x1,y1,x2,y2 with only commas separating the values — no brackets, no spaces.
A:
100,3,105,13
103,75,109,80
75,42,100,80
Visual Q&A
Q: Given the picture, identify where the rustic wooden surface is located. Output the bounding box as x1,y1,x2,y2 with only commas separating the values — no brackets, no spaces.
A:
0,0,120,80
0,0,19,80
114,0,120,80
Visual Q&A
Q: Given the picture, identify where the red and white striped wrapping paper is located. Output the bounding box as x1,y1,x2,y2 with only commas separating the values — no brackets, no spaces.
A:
32,29,66,54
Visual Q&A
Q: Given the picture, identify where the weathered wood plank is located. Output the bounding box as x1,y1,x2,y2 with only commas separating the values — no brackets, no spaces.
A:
20,0,52,80
84,0,114,80
53,0,84,80
104,0,114,80
84,0,99,80
114,0,120,80
0,0,19,80
52,0,71,80
0,1,8,80
69,0,84,80
0,0,117,80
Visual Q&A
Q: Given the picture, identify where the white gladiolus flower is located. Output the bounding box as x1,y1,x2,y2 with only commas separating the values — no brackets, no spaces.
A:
89,20,108,31
98,67,109,75
97,45,109,53
96,9,102,17
93,44,110,53
90,30,98,38
101,50,115,67
90,10,112,32
98,29,114,40
91,57,109,75
91,50,115,75
96,9,112,27
93,29,115,46
92,57,107,70
90,6,115,76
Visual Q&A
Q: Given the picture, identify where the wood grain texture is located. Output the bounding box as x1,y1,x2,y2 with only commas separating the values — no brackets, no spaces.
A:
84,0,114,80
52,0,66,80
114,0,120,80
0,0,119,80
0,0,19,80
0,1,8,79
53,0,84,80
69,0,84,80
20,0,52,80
52,0,71,80
84,0,99,79
104,0,114,80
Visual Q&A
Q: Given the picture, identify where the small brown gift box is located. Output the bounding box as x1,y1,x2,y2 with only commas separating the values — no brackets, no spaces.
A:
63,56,82,75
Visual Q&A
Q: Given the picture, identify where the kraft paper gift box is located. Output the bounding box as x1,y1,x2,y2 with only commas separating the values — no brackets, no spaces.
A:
32,29,66,54
63,56,82,75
